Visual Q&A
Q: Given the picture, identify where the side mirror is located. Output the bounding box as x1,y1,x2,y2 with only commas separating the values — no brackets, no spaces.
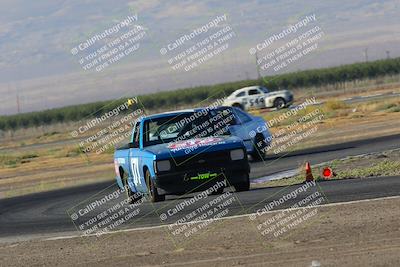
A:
129,141,139,148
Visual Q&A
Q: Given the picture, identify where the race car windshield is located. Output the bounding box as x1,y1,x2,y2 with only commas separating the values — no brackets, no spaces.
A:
143,111,233,146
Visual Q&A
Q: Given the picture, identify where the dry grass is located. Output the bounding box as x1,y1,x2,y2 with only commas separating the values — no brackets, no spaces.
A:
258,96,400,129
0,152,114,198
356,99,400,113
292,77,400,103
324,100,348,111
257,149,400,188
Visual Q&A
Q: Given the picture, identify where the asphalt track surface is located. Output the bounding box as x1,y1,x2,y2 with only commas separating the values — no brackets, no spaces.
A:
0,134,399,242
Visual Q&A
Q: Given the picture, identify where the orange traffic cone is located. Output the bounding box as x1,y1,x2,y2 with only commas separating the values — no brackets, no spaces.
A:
305,162,314,182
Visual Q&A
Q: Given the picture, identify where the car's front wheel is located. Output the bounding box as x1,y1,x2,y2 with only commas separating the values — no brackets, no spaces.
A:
233,174,250,192
252,134,266,161
145,169,165,202
209,180,225,195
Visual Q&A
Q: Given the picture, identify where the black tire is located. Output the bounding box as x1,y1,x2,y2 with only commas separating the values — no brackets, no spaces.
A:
252,134,266,161
234,174,250,192
274,97,286,110
232,103,244,110
210,183,225,195
145,169,165,202
121,170,136,204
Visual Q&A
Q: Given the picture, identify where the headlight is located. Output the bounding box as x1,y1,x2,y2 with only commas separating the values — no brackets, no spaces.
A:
230,149,245,160
156,160,171,172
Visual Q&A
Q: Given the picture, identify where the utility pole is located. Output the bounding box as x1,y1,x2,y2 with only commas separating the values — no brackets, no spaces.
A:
364,47,369,62
386,50,390,59
11,83,21,114
255,51,261,82
16,93,20,114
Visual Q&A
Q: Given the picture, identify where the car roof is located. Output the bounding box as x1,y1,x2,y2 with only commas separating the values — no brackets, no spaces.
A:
142,109,193,120
142,106,235,121
233,86,262,93
143,108,209,120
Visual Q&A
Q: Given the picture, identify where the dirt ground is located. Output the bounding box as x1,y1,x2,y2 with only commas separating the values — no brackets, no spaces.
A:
1,196,399,267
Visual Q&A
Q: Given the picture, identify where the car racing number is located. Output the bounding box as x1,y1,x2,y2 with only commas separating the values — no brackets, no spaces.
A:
251,97,264,107
245,97,264,108
130,157,142,186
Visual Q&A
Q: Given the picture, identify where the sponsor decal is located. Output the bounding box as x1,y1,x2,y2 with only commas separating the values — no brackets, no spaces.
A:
190,172,218,180
168,137,224,150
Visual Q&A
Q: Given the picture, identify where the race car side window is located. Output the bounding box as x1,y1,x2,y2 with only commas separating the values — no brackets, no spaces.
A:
248,89,261,95
213,108,238,126
235,91,246,97
233,109,252,124
130,121,140,148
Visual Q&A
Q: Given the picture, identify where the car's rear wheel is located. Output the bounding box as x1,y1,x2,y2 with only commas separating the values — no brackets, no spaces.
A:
252,134,266,161
233,174,250,192
121,170,136,204
145,169,165,202
232,103,244,110
274,97,286,110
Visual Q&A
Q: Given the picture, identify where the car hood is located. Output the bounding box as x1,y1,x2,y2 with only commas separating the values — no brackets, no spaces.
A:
144,136,244,160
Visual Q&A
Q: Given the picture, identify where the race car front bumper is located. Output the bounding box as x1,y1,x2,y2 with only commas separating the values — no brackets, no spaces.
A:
154,158,249,195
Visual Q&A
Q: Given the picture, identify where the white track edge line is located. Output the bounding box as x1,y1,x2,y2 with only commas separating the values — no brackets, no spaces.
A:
44,195,400,241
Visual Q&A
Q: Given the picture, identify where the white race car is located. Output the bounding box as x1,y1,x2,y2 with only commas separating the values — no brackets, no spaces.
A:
223,86,293,111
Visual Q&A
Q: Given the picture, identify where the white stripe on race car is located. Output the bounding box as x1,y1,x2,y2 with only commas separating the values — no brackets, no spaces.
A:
130,157,141,186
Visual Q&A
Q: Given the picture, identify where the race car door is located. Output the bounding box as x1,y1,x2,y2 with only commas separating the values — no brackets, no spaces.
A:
226,108,254,152
246,88,265,109
128,121,146,193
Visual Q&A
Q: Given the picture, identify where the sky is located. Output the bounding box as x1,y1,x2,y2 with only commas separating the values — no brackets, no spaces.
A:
0,0,399,115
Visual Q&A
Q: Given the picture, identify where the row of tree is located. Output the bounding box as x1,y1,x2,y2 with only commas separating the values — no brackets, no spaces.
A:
1,57,399,131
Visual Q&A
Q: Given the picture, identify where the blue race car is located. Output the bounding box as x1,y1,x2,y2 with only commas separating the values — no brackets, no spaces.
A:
114,107,254,202
215,106,272,160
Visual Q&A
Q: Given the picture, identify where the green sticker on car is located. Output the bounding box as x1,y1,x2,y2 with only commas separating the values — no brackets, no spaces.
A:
190,172,218,180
